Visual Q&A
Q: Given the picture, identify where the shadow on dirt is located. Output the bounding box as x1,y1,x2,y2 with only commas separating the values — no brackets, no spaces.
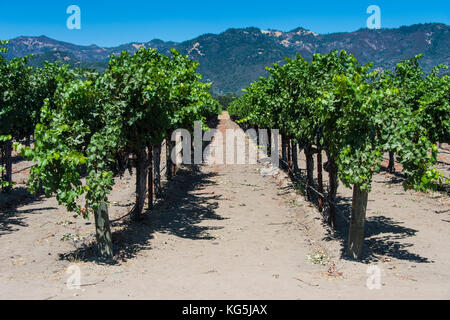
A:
243,137,434,264
283,163,431,263
59,164,226,265
151,165,225,240
322,196,431,263
0,187,53,238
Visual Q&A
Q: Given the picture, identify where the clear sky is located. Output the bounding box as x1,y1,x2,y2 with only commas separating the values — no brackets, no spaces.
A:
0,1,449,47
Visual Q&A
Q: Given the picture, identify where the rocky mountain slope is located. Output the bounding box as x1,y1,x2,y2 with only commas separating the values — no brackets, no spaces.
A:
3,23,449,94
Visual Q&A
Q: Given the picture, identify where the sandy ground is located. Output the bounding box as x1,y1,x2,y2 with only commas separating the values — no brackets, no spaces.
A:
0,112,449,300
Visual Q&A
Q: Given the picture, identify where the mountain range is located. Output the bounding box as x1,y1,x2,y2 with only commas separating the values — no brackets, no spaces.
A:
2,23,449,95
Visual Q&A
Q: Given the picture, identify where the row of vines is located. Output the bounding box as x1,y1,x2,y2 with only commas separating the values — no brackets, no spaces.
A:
228,50,449,259
1,40,221,259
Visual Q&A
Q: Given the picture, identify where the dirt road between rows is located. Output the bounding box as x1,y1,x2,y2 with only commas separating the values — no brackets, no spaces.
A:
1,112,449,299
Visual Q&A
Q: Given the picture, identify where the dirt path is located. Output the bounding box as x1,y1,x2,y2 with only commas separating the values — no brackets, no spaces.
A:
0,112,449,299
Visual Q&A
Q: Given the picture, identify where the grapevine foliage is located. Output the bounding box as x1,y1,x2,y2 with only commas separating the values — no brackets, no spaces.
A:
22,47,219,218
229,50,449,192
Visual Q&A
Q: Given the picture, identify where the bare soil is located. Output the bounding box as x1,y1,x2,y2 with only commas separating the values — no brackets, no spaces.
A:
0,112,449,300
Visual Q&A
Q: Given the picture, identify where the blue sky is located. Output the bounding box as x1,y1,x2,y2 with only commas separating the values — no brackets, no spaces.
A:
0,1,449,47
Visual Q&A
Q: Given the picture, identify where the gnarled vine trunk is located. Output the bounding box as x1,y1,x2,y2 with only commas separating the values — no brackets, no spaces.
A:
166,137,173,181
255,125,259,147
94,202,114,260
153,143,162,198
387,151,395,173
148,145,154,210
1,140,13,193
305,143,315,202
347,184,369,260
287,138,292,169
281,135,288,164
292,141,299,172
317,148,323,212
326,151,339,228
134,146,148,218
